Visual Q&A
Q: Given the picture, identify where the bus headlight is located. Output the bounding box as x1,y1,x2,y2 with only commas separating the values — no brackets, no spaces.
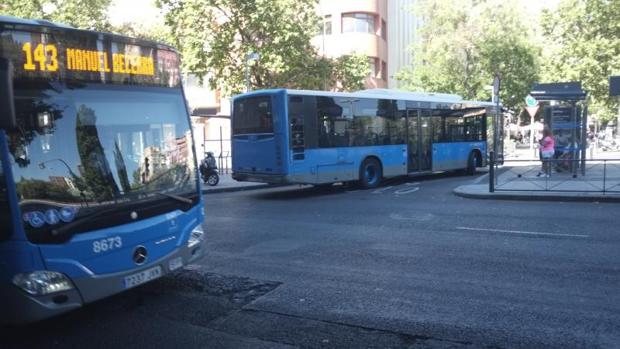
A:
12,271,74,296
188,225,205,248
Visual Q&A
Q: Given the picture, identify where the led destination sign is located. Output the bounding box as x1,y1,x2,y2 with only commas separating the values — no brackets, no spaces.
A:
1,29,179,87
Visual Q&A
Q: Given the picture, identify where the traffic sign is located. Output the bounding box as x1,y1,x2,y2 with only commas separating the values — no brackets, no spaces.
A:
525,105,539,118
525,95,538,107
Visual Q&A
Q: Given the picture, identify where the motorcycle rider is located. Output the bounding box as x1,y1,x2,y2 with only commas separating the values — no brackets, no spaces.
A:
200,152,217,177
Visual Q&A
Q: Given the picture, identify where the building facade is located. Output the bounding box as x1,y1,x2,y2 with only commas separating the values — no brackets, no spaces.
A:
312,0,388,88
312,0,419,89
183,74,232,167
387,0,419,89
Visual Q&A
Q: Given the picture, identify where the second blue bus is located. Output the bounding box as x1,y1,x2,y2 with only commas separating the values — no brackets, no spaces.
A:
232,89,498,188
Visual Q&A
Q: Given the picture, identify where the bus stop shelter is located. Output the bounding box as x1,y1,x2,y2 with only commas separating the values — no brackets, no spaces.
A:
530,82,588,176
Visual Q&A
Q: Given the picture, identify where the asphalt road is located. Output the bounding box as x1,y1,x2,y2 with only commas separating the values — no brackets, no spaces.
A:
2,172,619,348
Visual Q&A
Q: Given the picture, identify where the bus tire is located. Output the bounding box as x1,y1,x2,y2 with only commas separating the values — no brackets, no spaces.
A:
359,157,382,188
466,151,479,175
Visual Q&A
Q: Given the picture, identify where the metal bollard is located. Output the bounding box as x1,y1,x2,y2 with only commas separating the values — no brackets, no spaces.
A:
489,151,495,193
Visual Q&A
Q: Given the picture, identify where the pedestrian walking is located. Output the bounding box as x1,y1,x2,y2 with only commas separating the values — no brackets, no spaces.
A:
537,126,555,177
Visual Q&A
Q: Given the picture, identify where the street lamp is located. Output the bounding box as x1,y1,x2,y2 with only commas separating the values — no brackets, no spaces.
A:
39,158,74,174
244,52,260,93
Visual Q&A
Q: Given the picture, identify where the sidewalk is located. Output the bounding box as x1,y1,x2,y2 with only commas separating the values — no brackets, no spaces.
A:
454,148,620,202
201,173,275,194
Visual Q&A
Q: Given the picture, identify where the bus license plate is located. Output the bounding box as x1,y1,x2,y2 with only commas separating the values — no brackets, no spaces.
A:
123,266,162,289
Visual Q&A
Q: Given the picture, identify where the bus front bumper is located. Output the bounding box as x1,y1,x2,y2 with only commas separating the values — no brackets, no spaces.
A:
0,240,205,325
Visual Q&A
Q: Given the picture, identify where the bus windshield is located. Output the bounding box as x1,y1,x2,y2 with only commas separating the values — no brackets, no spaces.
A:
233,95,273,135
8,81,197,241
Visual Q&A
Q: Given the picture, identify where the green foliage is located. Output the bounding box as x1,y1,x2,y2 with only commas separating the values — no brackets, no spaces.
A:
541,0,620,124
396,0,540,112
157,0,367,94
0,0,112,30
113,22,175,46
16,177,75,202
330,54,370,92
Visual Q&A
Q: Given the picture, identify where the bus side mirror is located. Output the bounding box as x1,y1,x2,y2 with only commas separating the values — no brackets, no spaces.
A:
0,57,17,130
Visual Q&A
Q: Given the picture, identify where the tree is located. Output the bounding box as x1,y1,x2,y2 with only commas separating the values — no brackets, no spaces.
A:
0,0,112,31
113,22,175,46
157,0,368,95
540,0,620,125
330,54,371,92
396,0,540,113
75,105,118,201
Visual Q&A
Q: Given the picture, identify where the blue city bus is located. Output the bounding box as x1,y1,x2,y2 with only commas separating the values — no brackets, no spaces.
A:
0,16,205,324
232,89,497,188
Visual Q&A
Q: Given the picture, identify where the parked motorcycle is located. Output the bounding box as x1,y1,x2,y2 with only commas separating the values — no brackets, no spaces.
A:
200,152,219,186
201,168,219,186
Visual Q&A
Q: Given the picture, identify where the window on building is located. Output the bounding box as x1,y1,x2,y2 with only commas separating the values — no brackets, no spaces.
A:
381,19,387,40
342,13,375,34
368,57,378,78
323,15,332,35
381,61,387,80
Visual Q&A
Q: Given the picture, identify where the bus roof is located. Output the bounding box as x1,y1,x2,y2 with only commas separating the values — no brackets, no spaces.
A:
235,88,497,107
0,15,74,29
0,15,176,52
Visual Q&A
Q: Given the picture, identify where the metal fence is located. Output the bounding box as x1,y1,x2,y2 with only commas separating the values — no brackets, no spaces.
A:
489,154,620,193
203,135,231,175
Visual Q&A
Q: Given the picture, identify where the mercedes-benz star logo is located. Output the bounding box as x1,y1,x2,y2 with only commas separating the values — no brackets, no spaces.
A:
133,246,148,265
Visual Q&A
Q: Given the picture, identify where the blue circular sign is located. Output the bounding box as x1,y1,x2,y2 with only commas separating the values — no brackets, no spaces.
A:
26,211,46,228
59,207,78,223
525,95,538,107
44,209,61,225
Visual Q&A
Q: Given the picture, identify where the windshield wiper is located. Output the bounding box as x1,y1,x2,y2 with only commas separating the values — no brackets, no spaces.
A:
156,191,193,204
48,191,196,239
50,204,126,238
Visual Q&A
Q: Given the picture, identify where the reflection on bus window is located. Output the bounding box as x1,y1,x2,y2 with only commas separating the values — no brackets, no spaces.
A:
9,83,195,211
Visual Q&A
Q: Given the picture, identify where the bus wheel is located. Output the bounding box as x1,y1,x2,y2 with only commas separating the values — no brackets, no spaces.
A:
466,151,478,175
359,158,382,188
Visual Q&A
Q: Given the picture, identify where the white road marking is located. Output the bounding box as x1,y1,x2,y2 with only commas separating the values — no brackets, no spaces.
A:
394,187,419,195
372,186,394,194
405,182,420,186
473,173,489,184
455,226,589,238
390,212,434,221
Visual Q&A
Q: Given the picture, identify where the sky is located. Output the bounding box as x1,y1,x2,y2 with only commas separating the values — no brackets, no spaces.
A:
108,0,163,27
108,0,563,26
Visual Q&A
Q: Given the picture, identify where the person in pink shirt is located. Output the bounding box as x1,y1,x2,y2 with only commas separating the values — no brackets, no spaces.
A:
537,127,555,177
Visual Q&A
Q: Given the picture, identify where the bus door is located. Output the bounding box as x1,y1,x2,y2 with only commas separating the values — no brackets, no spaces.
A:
419,109,433,171
406,109,432,172
406,109,419,172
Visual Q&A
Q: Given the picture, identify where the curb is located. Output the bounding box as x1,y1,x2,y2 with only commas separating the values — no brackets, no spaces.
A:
453,185,620,203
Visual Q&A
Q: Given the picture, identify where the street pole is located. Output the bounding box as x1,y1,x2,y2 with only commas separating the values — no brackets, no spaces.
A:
244,52,260,93
244,62,250,93
493,75,501,161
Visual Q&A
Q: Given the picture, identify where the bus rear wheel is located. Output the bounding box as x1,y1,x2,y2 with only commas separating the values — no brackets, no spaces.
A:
359,158,382,189
466,151,479,175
